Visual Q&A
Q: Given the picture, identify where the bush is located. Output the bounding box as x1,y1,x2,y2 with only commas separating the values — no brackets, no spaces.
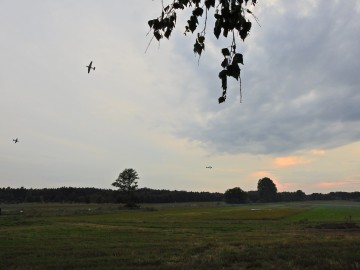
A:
224,187,248,204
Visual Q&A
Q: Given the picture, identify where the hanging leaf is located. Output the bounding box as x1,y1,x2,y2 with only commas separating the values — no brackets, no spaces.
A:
214,22,222,39
173,2,183,9
179,0,190,5
193,42,204,55
193,7,204,17
154,31,162,41
221,48,231,56
223,27,229,37
232,53,244,65
227,63,240,80
187,15,198,33
219,70,227,90
148,19,155,28
240,21,252,41
164,29,172,39
221,76,227,90
197,35,205,44
205,0,215,9
218,69,227,79
218,96,226,103
221,58,228,68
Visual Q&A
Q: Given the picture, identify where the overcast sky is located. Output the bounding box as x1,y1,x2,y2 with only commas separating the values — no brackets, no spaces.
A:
1,0,359,194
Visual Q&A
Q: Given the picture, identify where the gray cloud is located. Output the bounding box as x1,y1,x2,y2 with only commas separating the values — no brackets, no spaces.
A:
172,0,360,155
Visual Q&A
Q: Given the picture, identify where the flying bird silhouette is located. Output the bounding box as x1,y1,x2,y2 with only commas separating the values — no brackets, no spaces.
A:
86,61,95,73
13,138,19,143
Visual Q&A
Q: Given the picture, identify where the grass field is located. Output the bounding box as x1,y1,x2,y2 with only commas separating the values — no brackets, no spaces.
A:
0,201,359,270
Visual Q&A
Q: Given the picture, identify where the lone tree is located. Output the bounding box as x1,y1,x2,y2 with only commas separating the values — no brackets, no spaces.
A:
148,0,259,103
112,168,139,207
224,187,248,204
257,177,277,202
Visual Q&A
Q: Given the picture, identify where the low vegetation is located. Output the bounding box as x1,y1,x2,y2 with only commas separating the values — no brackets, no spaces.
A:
0,201,359,269
1,186,359,204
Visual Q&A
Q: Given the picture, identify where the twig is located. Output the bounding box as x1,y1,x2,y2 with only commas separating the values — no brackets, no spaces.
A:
145,35,155,53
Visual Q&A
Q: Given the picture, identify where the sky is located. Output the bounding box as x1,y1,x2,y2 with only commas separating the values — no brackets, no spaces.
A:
1,0,359,194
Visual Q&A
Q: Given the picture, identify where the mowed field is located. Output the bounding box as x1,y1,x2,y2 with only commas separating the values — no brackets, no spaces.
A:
0,201,360,270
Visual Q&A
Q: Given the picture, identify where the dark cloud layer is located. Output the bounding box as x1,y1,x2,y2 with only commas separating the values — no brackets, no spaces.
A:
177,0,360,155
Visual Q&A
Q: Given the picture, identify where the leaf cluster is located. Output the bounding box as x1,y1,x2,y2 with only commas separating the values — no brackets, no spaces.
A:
148,0,258,103
218,45,243,103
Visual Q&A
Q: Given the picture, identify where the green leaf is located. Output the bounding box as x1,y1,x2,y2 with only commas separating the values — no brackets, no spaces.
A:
152,19,161,30
221,58,228,68
205,0,215,9
193,42,203,55
170,14,177,25
148,19,154,28
187,15,198,33
188,22,197,32
223,27,229,37
221,76,227,90
218,69,227,79
154,31,162,41
240,21,252,41
227,63,240,80
220,72,227,90
214,26,221,39
232,53,243,65
164,29,172,39
179,0,189,5
243,21,252,32
193,7,204,17
221,48,231,56
173,2,182,9
197,35,205,43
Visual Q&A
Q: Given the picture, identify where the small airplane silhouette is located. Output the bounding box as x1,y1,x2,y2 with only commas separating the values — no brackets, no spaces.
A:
13,138,19,143
86,61,95,73
206,166,212,169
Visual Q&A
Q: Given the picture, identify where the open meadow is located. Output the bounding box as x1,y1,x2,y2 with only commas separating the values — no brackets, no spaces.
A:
0,201,360,270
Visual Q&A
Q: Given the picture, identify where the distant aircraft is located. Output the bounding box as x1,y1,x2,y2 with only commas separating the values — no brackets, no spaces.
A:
13,138,19,143
86,61,95,73
206,166,212,169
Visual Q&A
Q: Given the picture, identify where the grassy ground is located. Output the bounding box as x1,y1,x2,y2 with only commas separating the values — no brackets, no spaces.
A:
0,201,359,270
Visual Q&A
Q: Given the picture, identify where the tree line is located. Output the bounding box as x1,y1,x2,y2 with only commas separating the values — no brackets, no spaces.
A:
0,185,359,204
224,177,360,204
0,187,223,204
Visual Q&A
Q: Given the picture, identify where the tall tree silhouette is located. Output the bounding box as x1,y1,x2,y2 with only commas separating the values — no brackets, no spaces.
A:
112,168,139,207
257,177,277,202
